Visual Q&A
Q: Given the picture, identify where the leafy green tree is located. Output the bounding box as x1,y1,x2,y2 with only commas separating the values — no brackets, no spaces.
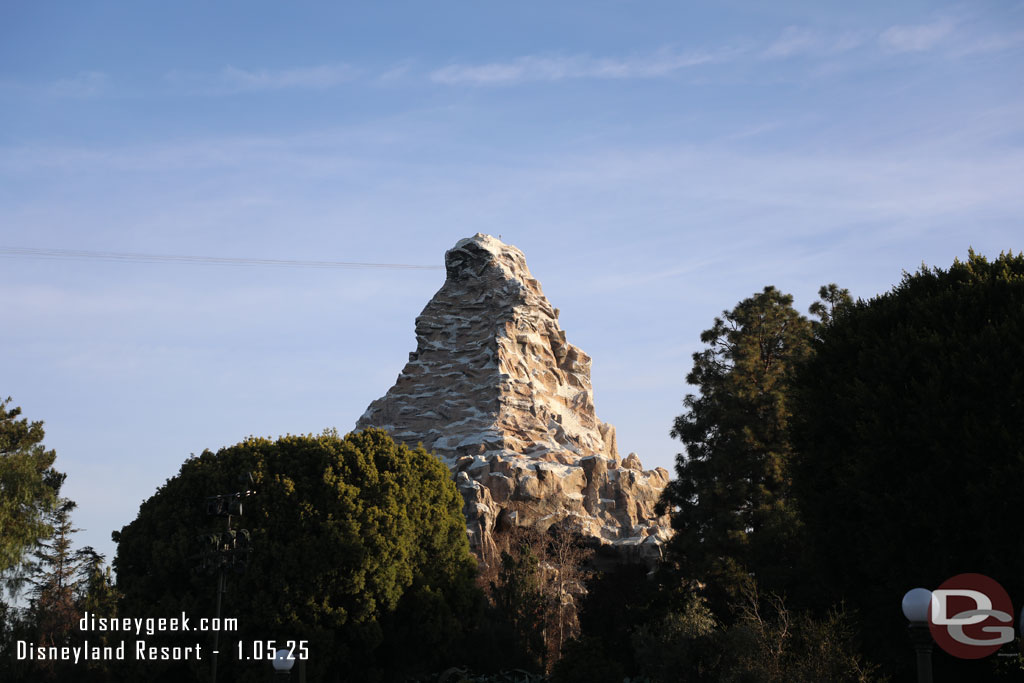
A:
792,250,1024,680
113,428,479,682
0,397,63,580
630,592,720,683
658,286,820,605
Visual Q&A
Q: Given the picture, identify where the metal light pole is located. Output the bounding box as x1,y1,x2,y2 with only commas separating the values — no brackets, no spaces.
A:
200,473,255,682
902,588,934,683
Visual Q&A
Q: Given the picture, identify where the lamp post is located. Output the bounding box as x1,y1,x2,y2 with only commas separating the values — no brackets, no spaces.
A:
201,473,255,682
902,588,934,683
272,648,295,677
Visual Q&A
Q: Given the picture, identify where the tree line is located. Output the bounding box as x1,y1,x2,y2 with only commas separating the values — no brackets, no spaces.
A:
2,249,1022,681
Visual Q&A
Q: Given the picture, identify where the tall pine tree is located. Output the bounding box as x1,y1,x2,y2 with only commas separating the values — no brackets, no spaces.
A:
27,499,91,650
659,285,846,607
0,397,63,579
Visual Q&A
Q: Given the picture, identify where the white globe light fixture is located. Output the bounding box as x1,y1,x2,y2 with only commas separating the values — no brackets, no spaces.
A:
902,587,932,624
901,587,934,683
273,648,296,674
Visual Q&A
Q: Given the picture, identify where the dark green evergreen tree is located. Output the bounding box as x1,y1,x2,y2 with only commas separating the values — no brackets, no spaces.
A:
0,397,63,579
792,250,1024,680
0,496,117,683
659,285,838,606
0,397,67,682
73,546,121,682
27,499,86,650
808,282,853,327
76,547,119,619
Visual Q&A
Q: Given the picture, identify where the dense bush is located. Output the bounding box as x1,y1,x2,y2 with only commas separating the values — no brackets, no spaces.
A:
114,428,480,682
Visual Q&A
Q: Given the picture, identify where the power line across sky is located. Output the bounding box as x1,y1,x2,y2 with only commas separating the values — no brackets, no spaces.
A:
0,246,444,270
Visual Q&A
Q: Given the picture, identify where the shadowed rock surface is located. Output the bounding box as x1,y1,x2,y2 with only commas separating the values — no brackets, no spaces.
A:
356,233,670,563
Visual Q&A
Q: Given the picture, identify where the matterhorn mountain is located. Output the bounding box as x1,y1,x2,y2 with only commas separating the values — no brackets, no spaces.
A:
357,234,670,562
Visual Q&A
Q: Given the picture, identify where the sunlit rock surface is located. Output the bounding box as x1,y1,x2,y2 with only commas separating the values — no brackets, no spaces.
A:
356,233,671,563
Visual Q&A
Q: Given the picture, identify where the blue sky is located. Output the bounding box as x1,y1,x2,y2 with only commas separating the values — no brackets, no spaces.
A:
2,1,1022,569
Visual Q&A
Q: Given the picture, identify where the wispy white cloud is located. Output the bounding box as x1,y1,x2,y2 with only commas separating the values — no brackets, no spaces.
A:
879,19,956,53
762,27,864,59
763,27,822,58
430,16,978,87
49,71,108,97
378,60,415,83
220,63,358,91
142,16,1017,96
430,48,723,85
166,63,358,94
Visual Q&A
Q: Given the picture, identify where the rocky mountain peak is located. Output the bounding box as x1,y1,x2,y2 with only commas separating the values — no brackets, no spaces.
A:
446,232,532,283
356,234,670,563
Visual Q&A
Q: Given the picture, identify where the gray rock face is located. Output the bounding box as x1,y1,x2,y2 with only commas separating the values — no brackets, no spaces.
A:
356,233,671,562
